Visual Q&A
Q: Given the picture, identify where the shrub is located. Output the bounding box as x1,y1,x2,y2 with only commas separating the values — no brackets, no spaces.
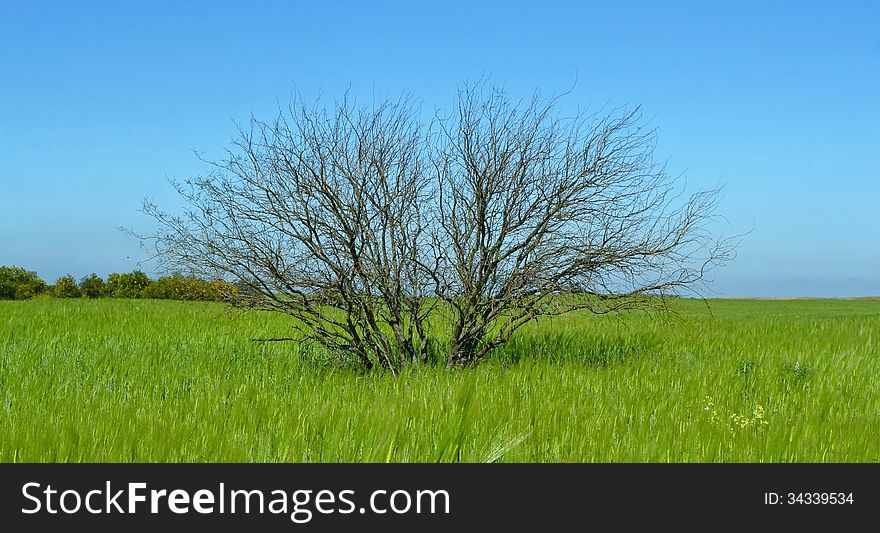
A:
209,279,239,301
0,266,47,300
52,275,81,298
0,268,235,302
141,275,237,301
106,271,152,298
141,276,183,300
78,273,106,298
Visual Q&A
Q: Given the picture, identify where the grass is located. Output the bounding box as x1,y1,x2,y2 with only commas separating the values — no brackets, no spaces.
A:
0,297,878,462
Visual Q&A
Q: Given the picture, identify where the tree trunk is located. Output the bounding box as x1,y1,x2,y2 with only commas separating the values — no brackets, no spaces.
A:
447,322,481,368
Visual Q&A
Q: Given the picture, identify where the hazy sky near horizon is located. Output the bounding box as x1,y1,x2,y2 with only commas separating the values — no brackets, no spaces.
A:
1,1,878,297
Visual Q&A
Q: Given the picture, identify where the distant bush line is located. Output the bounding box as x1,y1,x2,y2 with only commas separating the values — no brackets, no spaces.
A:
0,266,236,302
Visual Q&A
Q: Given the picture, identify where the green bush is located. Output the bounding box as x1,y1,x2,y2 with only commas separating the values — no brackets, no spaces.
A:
141,276,184,300
0,266,47,300
52,275,81,298
141,275,237,302
78,273,107,299
2,267,235,302
106,271,152,298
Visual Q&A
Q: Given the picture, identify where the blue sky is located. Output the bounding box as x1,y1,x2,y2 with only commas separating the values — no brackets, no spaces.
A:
1,0,878,297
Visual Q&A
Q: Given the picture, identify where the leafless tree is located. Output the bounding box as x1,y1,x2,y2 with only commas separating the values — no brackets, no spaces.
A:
143,84,734,372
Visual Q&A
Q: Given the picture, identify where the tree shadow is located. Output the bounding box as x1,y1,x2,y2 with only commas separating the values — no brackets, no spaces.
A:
489,331,661,368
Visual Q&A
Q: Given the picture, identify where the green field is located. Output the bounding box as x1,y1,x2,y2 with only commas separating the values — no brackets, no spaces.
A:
1,297,878,462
